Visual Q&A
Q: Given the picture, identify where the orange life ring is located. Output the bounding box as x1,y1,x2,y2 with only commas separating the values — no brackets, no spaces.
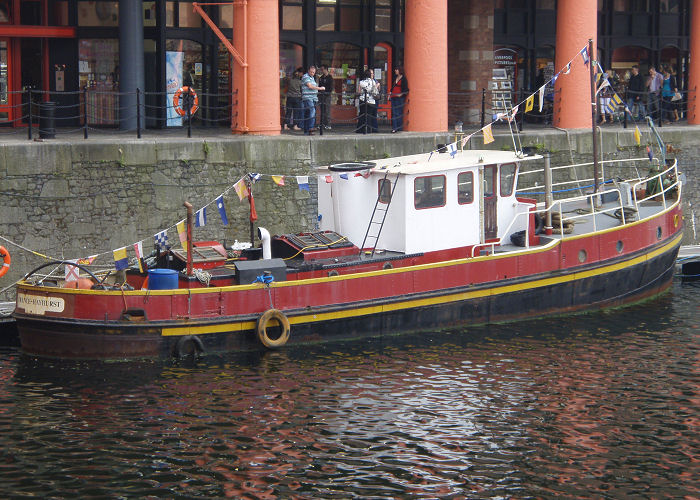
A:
0,246,10,278
173,86,199,116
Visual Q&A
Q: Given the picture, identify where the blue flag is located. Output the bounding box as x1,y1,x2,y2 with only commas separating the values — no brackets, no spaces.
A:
216,195,228,226
580,46,589,65
339,173,348,180
154,230,169,249
195,207,207,227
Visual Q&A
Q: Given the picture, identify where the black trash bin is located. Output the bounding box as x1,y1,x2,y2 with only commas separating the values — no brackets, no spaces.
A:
39,101,56,139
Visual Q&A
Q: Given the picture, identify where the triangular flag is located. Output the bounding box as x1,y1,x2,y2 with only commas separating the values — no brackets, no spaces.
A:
483,124,494,145
249,192,258,223
113,247,128,271
215,195,229,226
646,145,654,161
509,105,519,122
133,241,146,273
297,175,310,191
77,255,97,265
538,86,545,112
234,178,249,201
563,62,571,75
596,78,610,95
195,207,207,227
580,46,589,65
176,220,188,251
325,175,333,183
339,173,348,180
525,95,534,113
552,72,560,86
461,133,473,148
634,126,641,146
447,142,458,158
248,173,262,183
495,112,507,121
65,260,79,282
271,175,285,186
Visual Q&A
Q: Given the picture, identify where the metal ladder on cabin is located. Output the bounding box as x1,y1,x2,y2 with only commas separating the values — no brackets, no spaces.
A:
359,171,398,257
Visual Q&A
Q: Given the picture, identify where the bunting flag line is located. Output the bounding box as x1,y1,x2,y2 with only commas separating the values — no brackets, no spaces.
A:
248,173,262,183
134,241,146,273
234,178,249,201
65,260,79,282
271,175,285,186
325,175,333,183
113,246,128,271
634,125,641,146
354,169,370,178
580,46,589,65
154,230,169,250
494,111,507,122
297,175,310,191
339,173,349,180
483,124,494,145
215,195,229,226
447,142,458,158
461,133,474,148
539,86,545,112
552,72,560,86
646,145,654,161
195,207,207,227
563,62,571,75
176,220,188,251
525,95,534,113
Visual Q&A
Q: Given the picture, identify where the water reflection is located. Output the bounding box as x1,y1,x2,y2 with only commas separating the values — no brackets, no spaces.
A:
0,282,698,498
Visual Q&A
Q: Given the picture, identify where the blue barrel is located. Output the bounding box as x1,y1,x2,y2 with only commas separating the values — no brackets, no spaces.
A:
147,269,179,290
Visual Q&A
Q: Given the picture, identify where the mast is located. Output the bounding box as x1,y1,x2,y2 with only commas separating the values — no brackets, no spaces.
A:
588,38,600,199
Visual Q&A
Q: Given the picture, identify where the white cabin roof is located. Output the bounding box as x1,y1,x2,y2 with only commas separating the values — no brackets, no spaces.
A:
321,149,541,176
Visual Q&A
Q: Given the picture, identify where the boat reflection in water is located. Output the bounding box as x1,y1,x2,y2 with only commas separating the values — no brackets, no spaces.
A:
4,281,698,497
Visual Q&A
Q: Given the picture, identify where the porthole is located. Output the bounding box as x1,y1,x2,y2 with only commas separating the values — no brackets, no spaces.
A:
578,249,588,263
674,214,680,228
616,240,624,253
328,270,339,277
657,226,663,240
383,262,393,270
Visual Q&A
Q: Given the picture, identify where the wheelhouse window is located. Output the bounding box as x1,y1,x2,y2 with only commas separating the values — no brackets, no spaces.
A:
483,165,497,198
414,175,446,209
457,172,474,204
378,178,392,204
500,163,517,196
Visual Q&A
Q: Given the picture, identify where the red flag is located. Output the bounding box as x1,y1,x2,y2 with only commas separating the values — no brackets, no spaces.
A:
249,192,258,222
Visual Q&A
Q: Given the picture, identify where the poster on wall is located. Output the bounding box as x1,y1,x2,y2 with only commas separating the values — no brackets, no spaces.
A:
166,51,183,127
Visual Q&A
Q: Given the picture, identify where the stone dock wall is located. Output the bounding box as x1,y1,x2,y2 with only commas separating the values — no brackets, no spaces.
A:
1,128,698,300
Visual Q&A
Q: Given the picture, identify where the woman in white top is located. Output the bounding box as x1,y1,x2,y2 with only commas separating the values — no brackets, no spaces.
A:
356,69,380,133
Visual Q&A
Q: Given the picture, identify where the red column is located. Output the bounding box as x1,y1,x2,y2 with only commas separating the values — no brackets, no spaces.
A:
232,0,280,135
688,0,700,124
404,0,448,132
553,0,597,129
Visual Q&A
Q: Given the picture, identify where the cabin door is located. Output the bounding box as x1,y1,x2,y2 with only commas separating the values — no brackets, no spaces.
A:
483,165,498,240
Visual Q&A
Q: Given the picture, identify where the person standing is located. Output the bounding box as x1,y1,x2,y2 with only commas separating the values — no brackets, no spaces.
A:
661,66,679,123
301,65,325,135
647,66,664,122
389,66,409,133
626,65,646,120
356,69,380,133
318,65,334,130
284,67,303,130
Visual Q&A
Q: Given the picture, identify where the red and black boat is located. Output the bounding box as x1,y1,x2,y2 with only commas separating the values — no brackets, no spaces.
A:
12,142,683,359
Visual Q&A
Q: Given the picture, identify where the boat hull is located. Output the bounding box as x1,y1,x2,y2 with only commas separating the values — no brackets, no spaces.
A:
15,232,681,359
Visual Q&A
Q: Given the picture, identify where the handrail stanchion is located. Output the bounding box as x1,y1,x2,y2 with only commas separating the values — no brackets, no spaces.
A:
83,86,88,139
319,100,324,136
27,88,32,140
623,88,628,129
136,88,141,139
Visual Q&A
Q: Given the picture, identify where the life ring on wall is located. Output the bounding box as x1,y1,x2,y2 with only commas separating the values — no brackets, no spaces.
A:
173,86,199,116
0,246,10,278
256,309,291,349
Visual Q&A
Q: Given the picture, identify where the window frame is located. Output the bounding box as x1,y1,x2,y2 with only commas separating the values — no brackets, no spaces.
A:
457,171,475,205
414,174,446,210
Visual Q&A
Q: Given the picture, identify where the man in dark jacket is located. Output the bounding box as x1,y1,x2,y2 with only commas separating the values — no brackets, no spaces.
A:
318,65,334,130
626,65,646,120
